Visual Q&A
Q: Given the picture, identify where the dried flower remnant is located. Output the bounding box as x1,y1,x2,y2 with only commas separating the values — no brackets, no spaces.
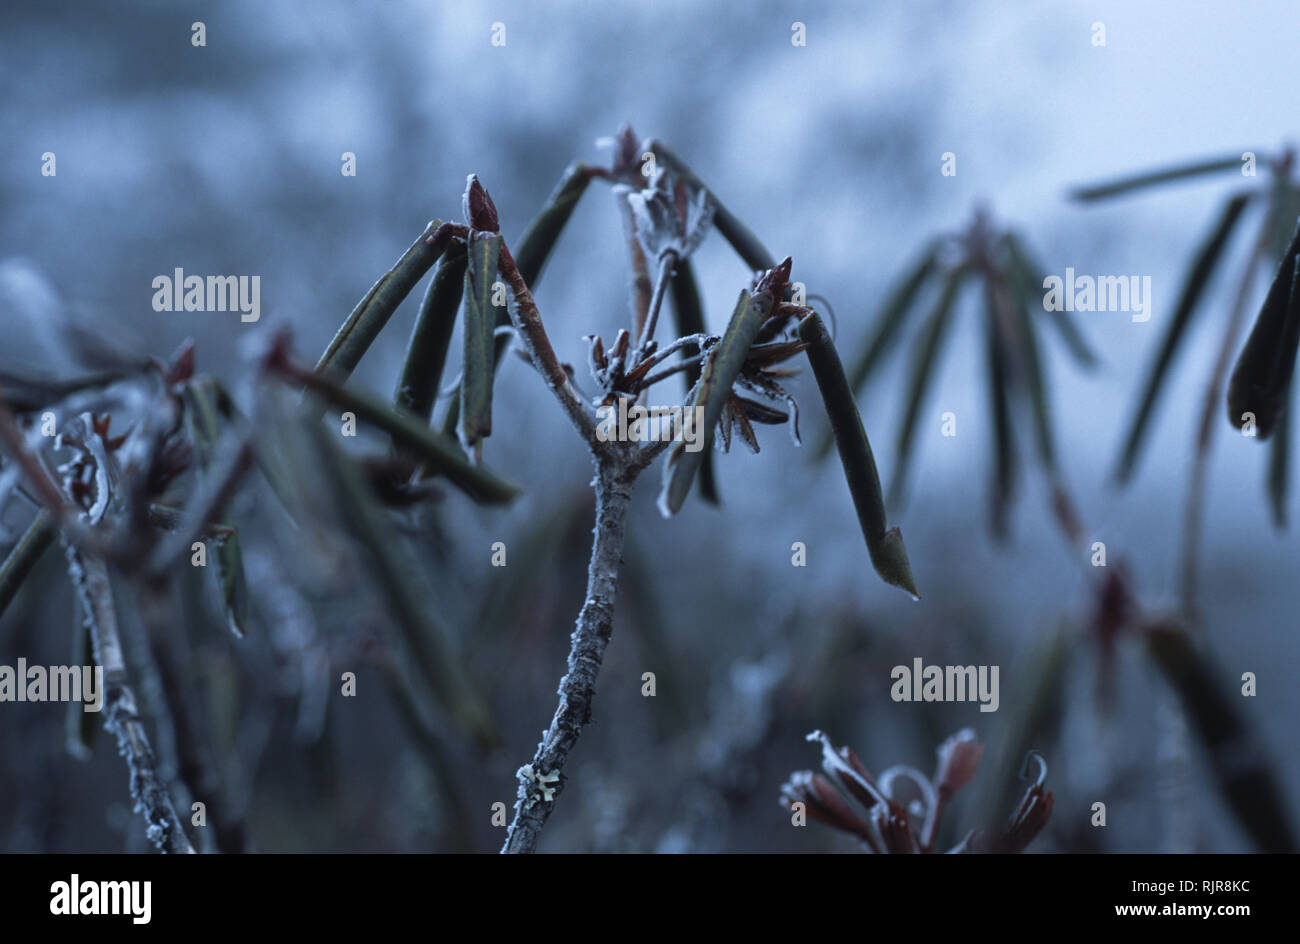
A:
782,730,1052,854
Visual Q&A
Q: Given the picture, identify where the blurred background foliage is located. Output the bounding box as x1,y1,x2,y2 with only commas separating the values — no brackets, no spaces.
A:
2,0,1299,852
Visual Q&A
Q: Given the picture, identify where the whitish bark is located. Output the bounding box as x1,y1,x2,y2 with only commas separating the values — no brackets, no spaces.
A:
66,547,195,854
502,460,634,853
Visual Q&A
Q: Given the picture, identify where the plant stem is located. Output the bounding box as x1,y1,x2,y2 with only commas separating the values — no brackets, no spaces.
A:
502,456,635,853
496,241,599,446
65,547,195,854
617,194,654,343
637,253,676,360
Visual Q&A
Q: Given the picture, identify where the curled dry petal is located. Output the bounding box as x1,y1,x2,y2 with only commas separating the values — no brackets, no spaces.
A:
807,730,886,812
780,771,877,847
934,728,984,798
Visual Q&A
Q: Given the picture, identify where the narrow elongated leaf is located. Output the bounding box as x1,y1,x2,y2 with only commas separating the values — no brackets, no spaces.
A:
1006,274,1056,471
888,266,968,508
182,379,251,637
459,235,502,459
315,219,448,379
667,257,719,504
441,166,592,438
811,241,943,463
1003,233,1099,369
198,377,299,523
395,239,468,423
1070,154,1246,202
1269,181,1300,265
1268,374,1292,527
307,421,497,748
798,311,919,598
0,510,55,622
213,531,250,638
1145,621,1298,853
1114,194,1250,482
1227,225,1300,438
647,140,776,272
660,288,775,516
848,239,943,394
982,282,1019,539
0,369,136,415
66,594,96,759
514,162,592,288
291,364,520,504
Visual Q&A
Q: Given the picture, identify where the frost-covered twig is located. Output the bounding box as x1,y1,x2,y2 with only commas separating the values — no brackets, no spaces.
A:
65,546,194,854
502,457,634,853
496,241,599,448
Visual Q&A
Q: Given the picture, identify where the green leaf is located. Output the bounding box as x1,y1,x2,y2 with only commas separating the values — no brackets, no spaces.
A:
66,593,97,760
458,235,503,460
1070,154,1246,202
647,140,776,272
888,266,968,508
667,257,719,504
660,287,775,516
513,162,593,289
811,240,943,463
1114,193,1250,482
1269,182,1300,262
294,366,520,504
395,239,468,423
182,379,251,637
847,239,944,394
798,311,919,598
1227,223,1300,439
441,165,591,438
307,421,497,748
982,282,1019,539
0,510,56,623
315,219,448,379
0,369,137,415
213,531,250,638
1145,621,1298,853
1006,273,1056,472
1003,232,1099,370
1268,374,1292,527
183,377,298,521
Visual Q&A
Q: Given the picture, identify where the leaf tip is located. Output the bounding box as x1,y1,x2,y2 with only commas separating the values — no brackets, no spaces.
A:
872,526,920,599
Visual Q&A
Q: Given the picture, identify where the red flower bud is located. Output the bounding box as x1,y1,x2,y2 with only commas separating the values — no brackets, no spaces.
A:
462,174,500,232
